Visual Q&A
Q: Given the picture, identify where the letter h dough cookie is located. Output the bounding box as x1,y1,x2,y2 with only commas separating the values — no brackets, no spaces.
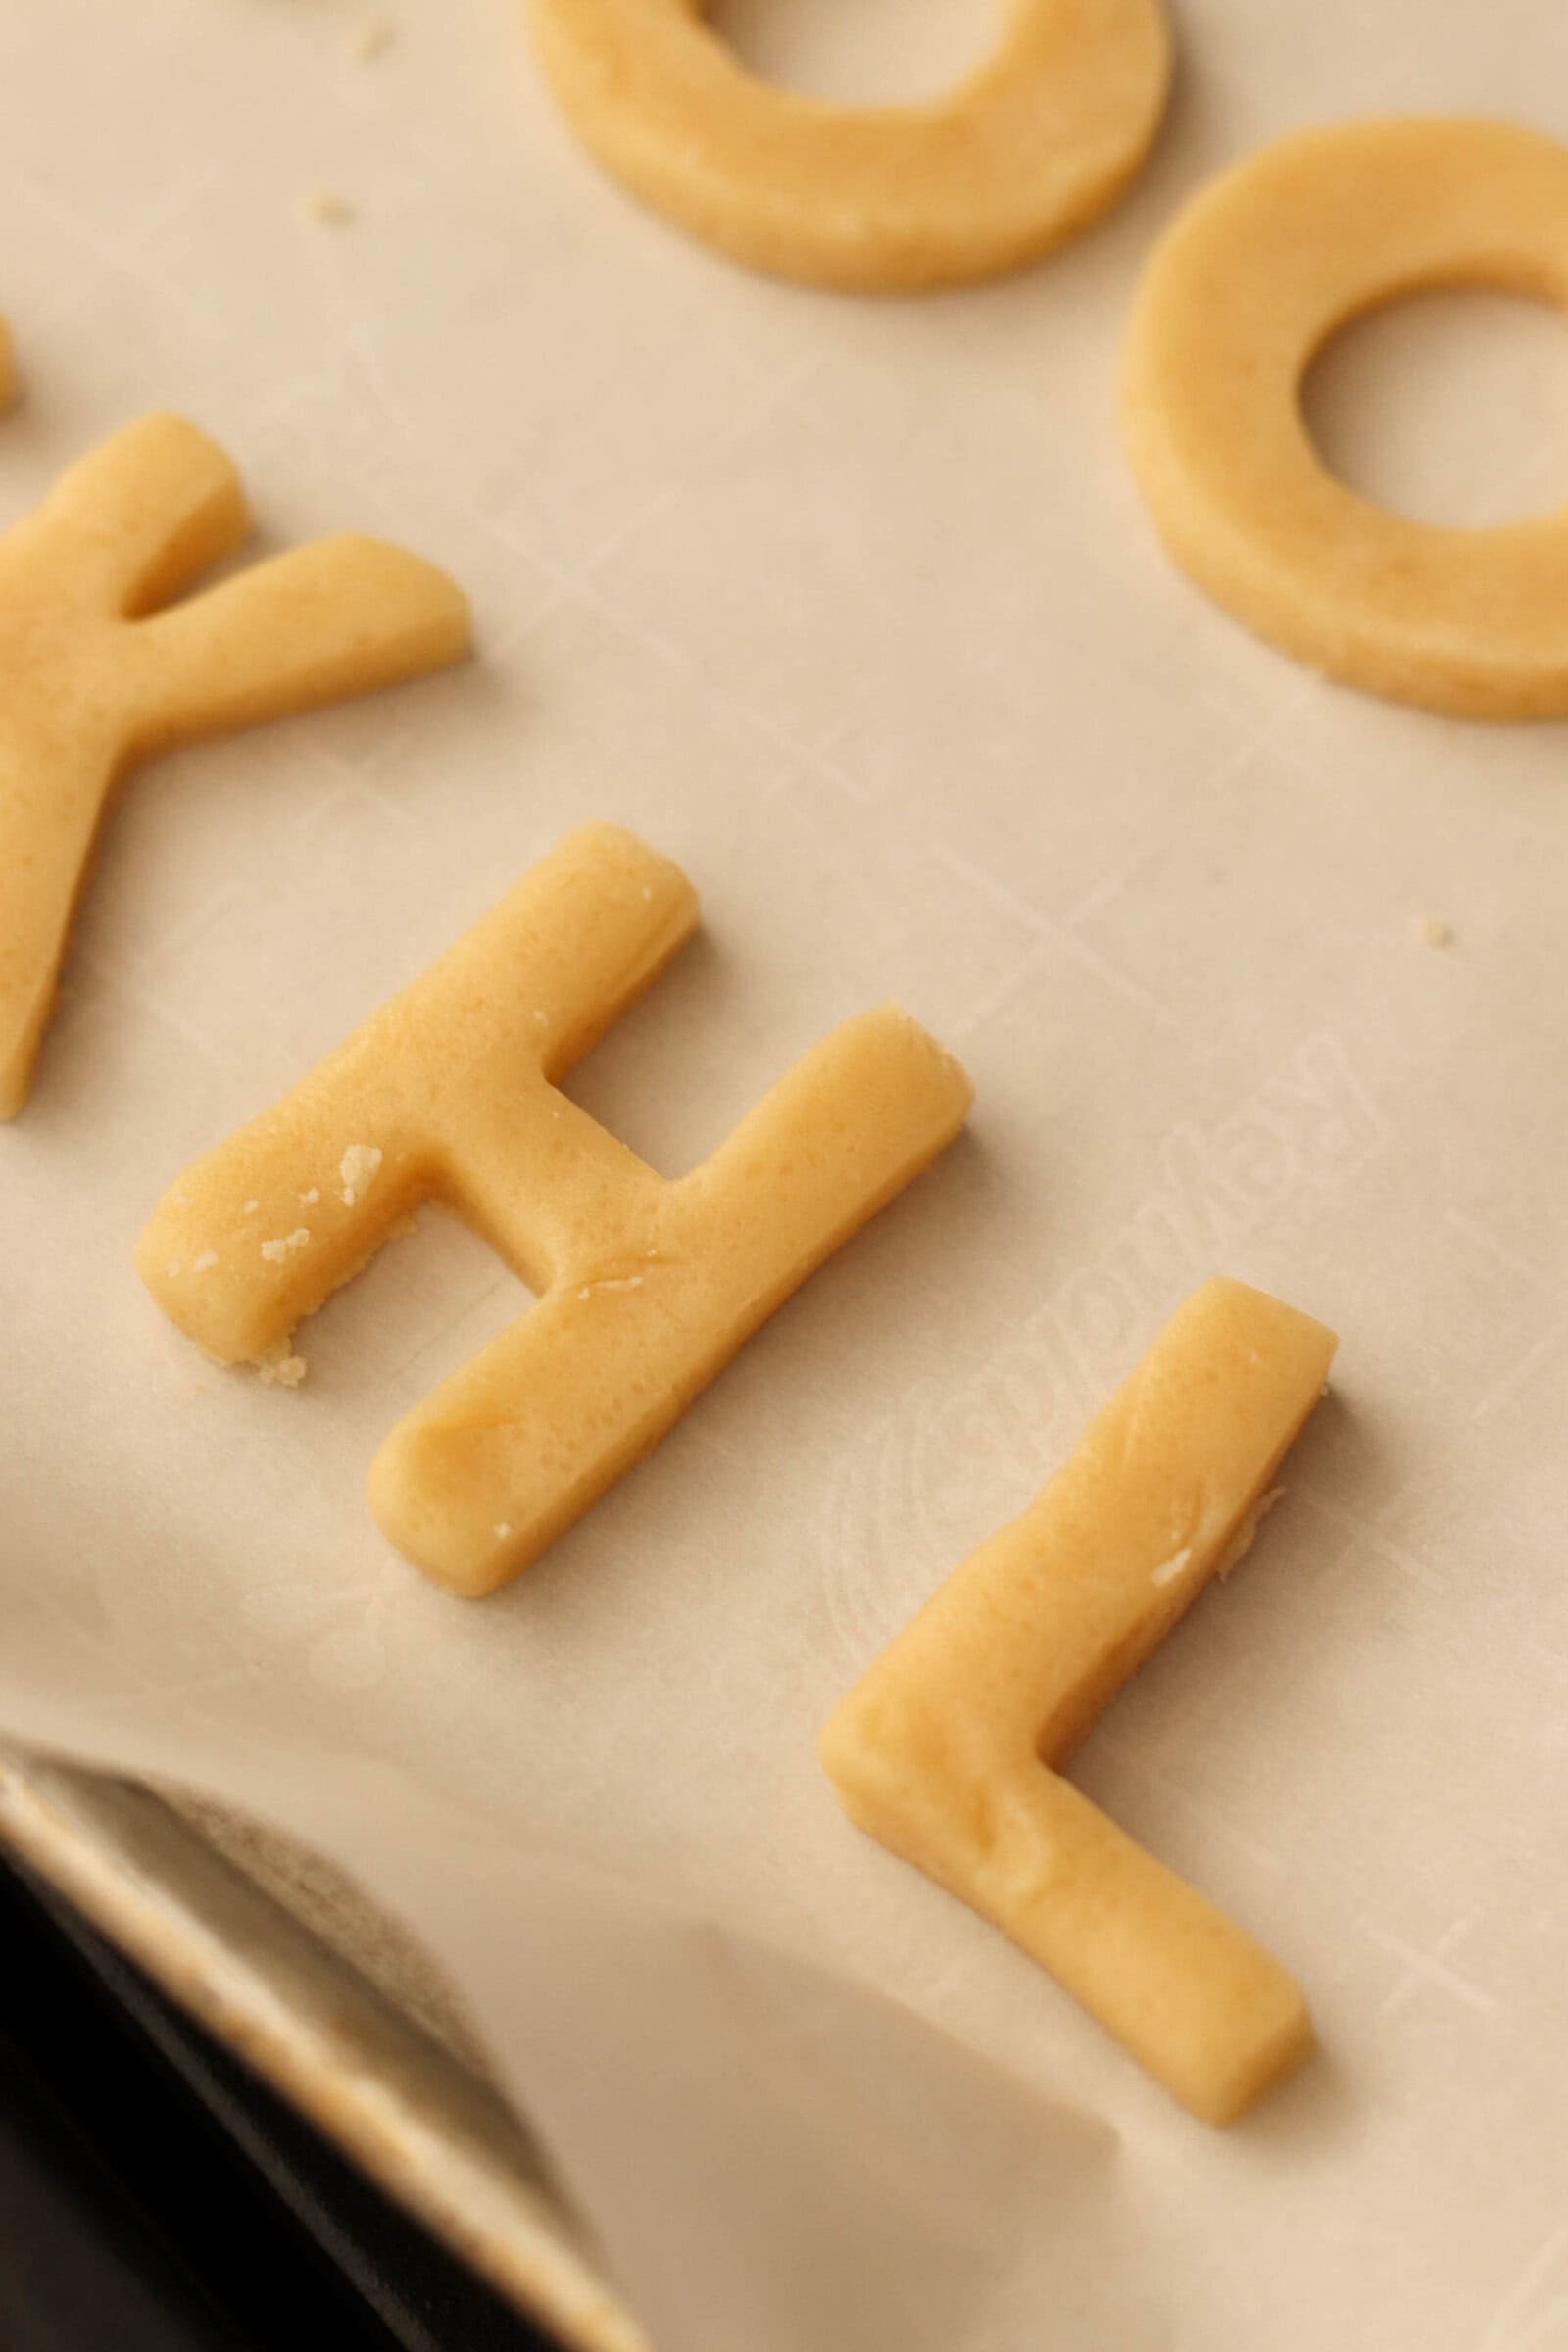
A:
0,410,469,1116
820,1279,1337,2125
138,824,973,1595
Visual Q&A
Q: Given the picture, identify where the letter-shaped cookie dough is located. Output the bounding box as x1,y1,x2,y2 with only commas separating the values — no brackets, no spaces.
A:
138,824,972,1595
1122,117,1568,716
528,0,1170,292
0,413,470,1116
820,1279,1336,2125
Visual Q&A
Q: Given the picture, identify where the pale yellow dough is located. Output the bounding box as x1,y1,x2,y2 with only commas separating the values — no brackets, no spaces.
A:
820,1278,1337,2125
0,413,470,1118
137,824,973,1597
1122,118,1568,717
528,0,1170,293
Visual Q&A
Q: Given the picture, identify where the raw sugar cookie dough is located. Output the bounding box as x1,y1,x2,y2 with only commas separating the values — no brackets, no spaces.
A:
0,412,469,1117
1122,118,1568,717
528,0,1170,291
138,824,973,1597
820,1279,1337,2125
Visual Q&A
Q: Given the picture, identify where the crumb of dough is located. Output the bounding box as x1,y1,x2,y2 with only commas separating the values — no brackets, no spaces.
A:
192,1250,219,1274
257,1338,308,1389
261,1228,311,1264
1414,912,1452,948
304,189,355,227
339,1144,383,1206
350,16,393,61
1212,1487,1287,1583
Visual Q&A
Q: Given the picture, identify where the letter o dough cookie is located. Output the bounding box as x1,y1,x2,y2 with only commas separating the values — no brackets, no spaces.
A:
527,0,1170,292
1122,118,1568,717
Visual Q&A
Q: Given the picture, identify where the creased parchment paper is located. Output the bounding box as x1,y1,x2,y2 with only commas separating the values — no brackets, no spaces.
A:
4,3,1568,2345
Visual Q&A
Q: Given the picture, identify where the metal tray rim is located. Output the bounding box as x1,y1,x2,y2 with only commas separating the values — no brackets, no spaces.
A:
0,1744,649,2352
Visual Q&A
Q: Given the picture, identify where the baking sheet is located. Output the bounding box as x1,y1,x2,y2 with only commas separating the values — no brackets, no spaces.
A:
5,2,1568,2345
0,1748,643,2352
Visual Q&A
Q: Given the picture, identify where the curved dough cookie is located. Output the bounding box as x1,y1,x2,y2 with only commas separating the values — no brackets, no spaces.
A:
821,1279,1336,2125
1122,117,1568,717
137,824,973,1596
0,413,469,1116
528,0,1170,292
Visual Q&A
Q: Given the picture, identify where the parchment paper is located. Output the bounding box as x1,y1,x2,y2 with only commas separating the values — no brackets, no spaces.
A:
5,2,1568,2344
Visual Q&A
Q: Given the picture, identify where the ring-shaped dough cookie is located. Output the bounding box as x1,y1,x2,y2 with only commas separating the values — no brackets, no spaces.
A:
1122,118,1568,718
527,0,1171,292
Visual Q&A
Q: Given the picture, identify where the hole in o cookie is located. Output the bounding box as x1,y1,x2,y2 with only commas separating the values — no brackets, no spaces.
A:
1301,288,1568,528
706,0,1000,104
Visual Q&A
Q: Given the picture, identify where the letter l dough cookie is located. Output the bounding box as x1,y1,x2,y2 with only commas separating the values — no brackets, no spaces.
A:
821,1278,1337,2124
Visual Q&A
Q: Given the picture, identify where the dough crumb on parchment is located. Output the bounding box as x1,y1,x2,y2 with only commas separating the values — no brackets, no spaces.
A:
257,1338,308,1389
303,189,355,227
350,16,393,62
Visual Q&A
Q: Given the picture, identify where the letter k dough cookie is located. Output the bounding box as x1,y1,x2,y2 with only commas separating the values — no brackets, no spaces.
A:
0,409,470,1116
138,824,973,1596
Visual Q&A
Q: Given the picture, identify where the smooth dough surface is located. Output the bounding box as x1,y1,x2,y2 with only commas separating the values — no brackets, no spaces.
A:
0,412,469,1117
137,823,973,1596
820,1278,1337,2125
1122,117,1568,717
528,0,1170,292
